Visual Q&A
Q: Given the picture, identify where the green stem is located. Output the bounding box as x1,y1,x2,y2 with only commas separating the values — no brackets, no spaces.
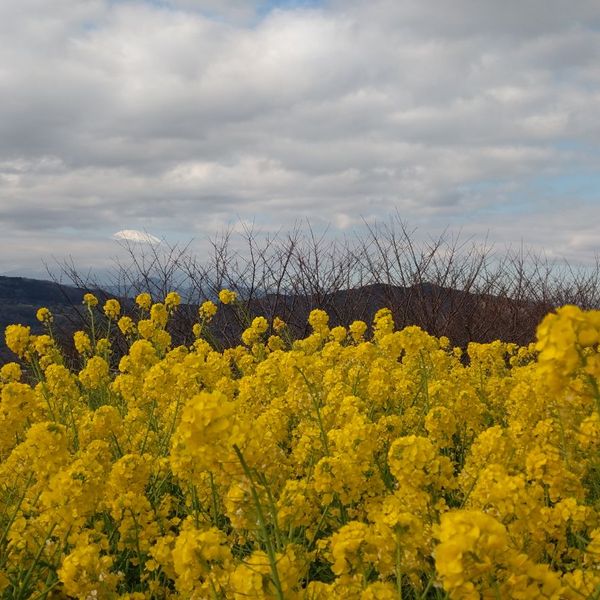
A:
294,367,329,455
0,473,34,556
88,305,97,348
395,531,403,600
16,523,56,599
209,472,220,527
233,444,284,600
307,504,330,551
256,471,283,551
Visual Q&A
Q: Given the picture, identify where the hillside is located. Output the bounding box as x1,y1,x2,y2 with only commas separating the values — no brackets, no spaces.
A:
0,274,556,364
0,276,103,360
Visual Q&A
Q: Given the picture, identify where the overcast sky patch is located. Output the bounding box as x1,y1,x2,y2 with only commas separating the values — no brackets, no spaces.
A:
0,0,599,277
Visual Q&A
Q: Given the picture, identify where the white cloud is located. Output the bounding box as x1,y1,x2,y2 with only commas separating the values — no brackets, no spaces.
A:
0,0,599,277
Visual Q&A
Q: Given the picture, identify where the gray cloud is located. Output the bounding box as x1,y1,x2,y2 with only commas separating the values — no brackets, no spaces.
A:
1,0,599,276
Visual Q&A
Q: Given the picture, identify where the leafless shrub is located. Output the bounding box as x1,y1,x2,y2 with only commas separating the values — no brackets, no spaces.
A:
50,217,600,351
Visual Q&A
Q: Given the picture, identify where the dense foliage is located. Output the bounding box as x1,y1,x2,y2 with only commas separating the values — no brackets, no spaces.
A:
1,291,599,598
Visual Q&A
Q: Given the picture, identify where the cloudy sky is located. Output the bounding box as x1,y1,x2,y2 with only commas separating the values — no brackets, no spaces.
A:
1,0,599,277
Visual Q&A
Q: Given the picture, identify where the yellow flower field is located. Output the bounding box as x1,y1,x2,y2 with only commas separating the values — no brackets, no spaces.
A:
1,292,599,599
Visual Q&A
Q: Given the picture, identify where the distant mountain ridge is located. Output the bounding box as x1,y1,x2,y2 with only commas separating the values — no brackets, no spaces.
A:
0,274,553,362
0,276,103,359
0,275,91,306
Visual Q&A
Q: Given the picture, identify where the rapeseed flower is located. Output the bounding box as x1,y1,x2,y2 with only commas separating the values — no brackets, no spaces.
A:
164,291,181,311
36,307,53,323
5,324,30,357
199,300,217,320
82,292,98,307
135,292,152,310
103,298,121,319
0,293,598,597
73,330,92,354
218,288,236,304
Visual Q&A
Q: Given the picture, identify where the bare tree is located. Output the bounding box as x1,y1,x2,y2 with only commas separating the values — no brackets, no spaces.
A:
47,218,600,354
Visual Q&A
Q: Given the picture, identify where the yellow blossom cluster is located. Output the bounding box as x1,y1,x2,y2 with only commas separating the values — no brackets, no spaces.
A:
218,289,237,305
1,295,599,599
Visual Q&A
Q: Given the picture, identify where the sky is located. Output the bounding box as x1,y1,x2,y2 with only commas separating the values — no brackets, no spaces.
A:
1,0,600,278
